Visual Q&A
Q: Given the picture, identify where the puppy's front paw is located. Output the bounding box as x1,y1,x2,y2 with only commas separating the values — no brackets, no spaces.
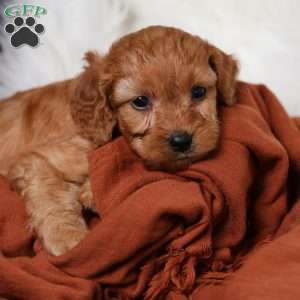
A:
79,179,96,211
42,223,88,256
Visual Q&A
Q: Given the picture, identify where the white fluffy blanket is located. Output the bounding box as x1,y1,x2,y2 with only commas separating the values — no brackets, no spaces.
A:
0,0,299,114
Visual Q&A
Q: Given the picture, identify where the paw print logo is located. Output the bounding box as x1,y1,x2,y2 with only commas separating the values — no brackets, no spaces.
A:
5,16,45,48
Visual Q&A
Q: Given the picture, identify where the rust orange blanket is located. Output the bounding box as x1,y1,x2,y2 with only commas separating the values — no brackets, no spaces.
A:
1,82,300,300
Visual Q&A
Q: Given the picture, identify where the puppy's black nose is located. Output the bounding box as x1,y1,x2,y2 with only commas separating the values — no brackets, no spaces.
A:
169,131,192,152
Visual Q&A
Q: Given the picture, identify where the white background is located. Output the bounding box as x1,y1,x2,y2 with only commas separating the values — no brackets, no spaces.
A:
0,0,299,114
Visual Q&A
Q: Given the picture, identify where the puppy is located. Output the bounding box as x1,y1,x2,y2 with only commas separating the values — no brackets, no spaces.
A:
0,25,237,255
0,53,115,256
102,26,238,171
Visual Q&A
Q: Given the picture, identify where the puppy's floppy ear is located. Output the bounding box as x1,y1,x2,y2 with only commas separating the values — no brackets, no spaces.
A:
208,45,239,106
71,51,116,146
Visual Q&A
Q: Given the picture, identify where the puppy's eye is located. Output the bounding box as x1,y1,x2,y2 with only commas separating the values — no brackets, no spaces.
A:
191,86,207,100
131,96,150,110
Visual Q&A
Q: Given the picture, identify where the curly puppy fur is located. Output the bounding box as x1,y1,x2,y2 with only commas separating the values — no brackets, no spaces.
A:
0,55,115,256
0,26,238,255
104,26,238,171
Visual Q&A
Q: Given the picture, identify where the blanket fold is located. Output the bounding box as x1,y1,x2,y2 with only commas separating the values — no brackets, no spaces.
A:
1,82,300,299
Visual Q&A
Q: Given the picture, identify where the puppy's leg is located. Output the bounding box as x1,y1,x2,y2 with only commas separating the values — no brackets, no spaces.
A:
8,153,88,256
79,178,96,211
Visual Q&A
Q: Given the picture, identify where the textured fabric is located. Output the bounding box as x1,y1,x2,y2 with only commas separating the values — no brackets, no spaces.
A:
1,82,300,299
192,200,300,300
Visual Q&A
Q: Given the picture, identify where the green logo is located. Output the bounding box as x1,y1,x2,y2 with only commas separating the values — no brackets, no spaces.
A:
4,4,47,18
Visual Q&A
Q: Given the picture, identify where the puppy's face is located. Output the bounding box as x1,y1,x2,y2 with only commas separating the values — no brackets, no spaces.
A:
103,26,238,171
112,57,219,171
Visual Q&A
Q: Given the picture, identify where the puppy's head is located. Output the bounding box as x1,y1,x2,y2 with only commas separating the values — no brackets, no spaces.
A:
106,26,238,171
76,26,238,171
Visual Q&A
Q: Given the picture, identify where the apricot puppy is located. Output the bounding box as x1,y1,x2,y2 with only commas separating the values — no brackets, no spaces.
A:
103,26,238,171
0,54,115,256
0,26,238,255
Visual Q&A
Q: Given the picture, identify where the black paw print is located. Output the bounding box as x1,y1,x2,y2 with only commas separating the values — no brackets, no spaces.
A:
5,16,45,48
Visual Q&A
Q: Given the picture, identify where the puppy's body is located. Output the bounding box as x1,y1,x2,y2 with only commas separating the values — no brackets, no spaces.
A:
0,80,80,176
0,58,114,256
0,26,237,256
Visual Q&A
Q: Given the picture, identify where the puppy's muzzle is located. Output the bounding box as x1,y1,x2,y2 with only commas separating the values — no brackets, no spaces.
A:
169,131,192,153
